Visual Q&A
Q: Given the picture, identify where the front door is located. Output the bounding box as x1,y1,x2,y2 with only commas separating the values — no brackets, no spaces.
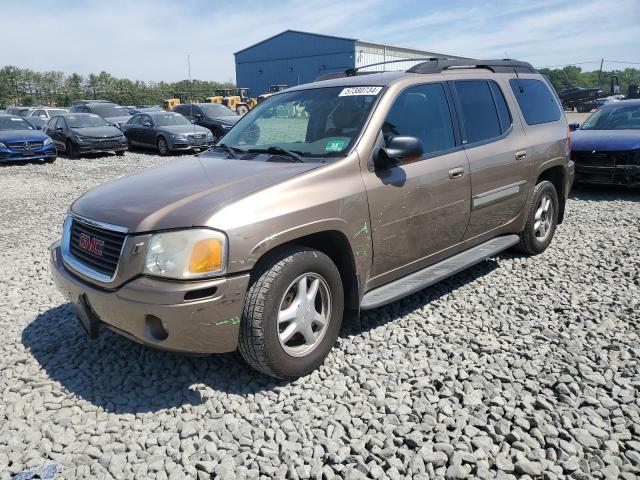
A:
362,82,471,285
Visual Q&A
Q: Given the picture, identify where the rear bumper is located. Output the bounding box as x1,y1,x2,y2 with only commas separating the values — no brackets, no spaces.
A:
50,242,250,353
575,164,640,187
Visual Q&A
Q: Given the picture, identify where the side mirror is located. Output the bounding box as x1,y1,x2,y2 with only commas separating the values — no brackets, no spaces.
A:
143,122,152,128
194,114,203,120
374,136,423,169
568,123,580,132
55,126,63,132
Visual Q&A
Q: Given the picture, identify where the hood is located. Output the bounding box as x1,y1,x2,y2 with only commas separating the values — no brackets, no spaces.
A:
71,154,321,232
214,115,240,125
0,129,50,143
71,126,123,137
104,115,132,125
159,124,209,135
572,129,640,152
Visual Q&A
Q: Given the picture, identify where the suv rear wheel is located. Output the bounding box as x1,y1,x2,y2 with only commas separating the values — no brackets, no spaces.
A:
515,180,559,255
238,246,344,379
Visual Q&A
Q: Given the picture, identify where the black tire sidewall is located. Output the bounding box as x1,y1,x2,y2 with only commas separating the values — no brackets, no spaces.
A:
528,181,559,253
259,250,343,378
157,136,168,155
66,140,76,158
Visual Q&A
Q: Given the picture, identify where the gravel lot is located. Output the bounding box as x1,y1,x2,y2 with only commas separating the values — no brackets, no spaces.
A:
1,151,639,480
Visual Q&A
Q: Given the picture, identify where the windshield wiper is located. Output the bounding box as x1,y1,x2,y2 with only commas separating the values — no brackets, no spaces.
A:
248,146,304,163
211,143,245,159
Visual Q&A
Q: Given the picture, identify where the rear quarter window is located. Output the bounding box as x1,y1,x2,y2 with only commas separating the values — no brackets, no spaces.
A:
509,79,561,125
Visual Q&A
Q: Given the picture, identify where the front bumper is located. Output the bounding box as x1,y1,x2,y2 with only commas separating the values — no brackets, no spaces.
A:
168,138,215,152
76,138,128,153
50,242,250,353
575,164,640,187
0,145,56,162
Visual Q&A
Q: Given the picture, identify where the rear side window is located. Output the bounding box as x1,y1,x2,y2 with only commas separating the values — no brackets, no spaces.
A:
383,83,456,155
489,82,512,133
454,80,502,144
509,79,561,125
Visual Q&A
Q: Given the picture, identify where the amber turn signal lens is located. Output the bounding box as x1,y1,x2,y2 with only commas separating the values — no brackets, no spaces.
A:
189,238,223,273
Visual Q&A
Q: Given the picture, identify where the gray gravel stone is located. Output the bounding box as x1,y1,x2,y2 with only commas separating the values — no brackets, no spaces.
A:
0,156,638,479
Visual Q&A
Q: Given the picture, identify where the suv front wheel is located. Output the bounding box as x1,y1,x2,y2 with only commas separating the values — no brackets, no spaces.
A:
516,180,559,255
238,246,344,379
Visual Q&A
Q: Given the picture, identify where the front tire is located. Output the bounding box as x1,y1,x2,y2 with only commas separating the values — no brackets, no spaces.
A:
238,246,344,379
157,136,169,156
236,105,249,116
65,140,78,159
515,180,559,255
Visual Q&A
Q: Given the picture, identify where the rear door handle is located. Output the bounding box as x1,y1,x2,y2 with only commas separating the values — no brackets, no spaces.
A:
515,150,528,160
448,167,465,179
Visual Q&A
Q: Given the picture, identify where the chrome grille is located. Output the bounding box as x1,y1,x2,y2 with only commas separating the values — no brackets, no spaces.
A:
7,141,44,151
69,219,126,276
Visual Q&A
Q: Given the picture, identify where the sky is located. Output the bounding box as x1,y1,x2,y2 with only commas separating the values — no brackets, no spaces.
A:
1,0,638,83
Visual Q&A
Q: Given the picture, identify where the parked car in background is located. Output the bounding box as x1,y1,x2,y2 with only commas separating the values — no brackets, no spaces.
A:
121,111,214,155
172,103,239,141
25,107,69,129
6,106,35,117
69,102,132,127
570,100,640,187
44,113,128,158
127,106,163,115
0,114,56,163
50,58,573,378
70,99,112,106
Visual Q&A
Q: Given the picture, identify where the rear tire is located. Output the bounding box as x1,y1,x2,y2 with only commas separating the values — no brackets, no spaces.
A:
236,105,249,116
515,180,559,255
65,140,78,159
115,150,125,156
238,246,344,379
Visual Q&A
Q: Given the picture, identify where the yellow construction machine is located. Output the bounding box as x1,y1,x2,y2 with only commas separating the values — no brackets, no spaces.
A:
204,88,257,115
162,92,190,111
257,84,288,104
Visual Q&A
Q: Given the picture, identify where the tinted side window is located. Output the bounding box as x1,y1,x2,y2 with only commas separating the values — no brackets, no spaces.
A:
489,82,512,134
509,79,561,125
454,80,502,144
383,83,455,156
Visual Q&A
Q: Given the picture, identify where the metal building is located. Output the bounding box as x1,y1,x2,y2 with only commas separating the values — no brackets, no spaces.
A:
234,30,460,97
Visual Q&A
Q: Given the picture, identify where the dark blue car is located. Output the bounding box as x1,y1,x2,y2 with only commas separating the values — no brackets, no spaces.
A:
0,115,57,163
570,100,640,186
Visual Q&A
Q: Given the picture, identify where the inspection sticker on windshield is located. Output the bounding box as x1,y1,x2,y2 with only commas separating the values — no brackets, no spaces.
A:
338,86,382,96
326,140,346,152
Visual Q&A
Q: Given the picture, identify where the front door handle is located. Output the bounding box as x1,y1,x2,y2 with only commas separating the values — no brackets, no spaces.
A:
515,150,528,160
448,167,465,179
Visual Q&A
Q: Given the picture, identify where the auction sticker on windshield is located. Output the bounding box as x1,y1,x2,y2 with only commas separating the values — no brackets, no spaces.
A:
325,140,346,152
339,86,383,96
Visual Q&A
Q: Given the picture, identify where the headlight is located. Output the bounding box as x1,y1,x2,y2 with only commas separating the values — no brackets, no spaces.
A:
0,142,6,149
206,132,214,141
144,229,227,279
75,135,91,142
44,137,53,145
171,134,188,141
222,124,232,130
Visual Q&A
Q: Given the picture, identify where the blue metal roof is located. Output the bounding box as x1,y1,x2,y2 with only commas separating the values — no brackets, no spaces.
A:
234,30,357,56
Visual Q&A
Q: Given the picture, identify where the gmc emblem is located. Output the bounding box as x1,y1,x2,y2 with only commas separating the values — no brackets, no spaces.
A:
78,232,105,256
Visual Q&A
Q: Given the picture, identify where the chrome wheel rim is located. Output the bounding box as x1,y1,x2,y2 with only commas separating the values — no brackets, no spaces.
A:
534,194,554,241
277,273,331,357
158,138,167,154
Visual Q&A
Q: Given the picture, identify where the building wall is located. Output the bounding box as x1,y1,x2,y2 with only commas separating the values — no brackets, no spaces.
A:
235,31,357,97
355,41,462,72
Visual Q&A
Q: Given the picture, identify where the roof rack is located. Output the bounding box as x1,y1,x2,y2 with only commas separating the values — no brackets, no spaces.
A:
314,57,535,82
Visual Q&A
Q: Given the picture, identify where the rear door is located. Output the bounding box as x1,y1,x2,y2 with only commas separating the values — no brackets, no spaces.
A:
451,79,531,239
125,114,142,145
363,82,471,283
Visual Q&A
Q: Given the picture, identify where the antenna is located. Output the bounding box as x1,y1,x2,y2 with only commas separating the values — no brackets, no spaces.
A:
187,53,198,153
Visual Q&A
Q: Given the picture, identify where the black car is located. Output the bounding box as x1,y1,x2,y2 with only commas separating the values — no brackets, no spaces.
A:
172,103,239,141
45,113,128,158
121,111,214,155
69,102,132,127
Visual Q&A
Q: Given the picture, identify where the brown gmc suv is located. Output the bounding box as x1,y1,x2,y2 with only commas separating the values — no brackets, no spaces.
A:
51,59,574,378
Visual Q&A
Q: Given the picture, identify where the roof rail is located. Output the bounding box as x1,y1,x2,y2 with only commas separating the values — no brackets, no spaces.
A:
314,57,536,82
407,58,536,74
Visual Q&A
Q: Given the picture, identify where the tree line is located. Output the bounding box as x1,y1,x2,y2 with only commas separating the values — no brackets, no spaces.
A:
0,66,233,108
1,65,639,108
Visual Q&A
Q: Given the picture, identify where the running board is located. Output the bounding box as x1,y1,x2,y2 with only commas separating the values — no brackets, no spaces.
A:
360,235,519,310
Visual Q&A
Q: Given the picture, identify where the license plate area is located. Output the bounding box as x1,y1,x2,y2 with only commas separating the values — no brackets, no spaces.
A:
75,294,100,339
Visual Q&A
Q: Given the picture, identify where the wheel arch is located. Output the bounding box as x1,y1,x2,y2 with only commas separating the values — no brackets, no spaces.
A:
250,230,360,318
536,164,567,224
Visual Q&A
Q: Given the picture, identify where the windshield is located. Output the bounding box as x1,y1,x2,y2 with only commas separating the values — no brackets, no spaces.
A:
91,104,130,118
153,113,191,126
66,114,109,128
581,104,640,130
0,116,35,131
219,86,382,159
47,109,67,116
200,104,236,117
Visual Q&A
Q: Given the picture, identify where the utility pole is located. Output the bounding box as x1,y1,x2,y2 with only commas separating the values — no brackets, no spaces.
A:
187,54,193,102
597,58,603,88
